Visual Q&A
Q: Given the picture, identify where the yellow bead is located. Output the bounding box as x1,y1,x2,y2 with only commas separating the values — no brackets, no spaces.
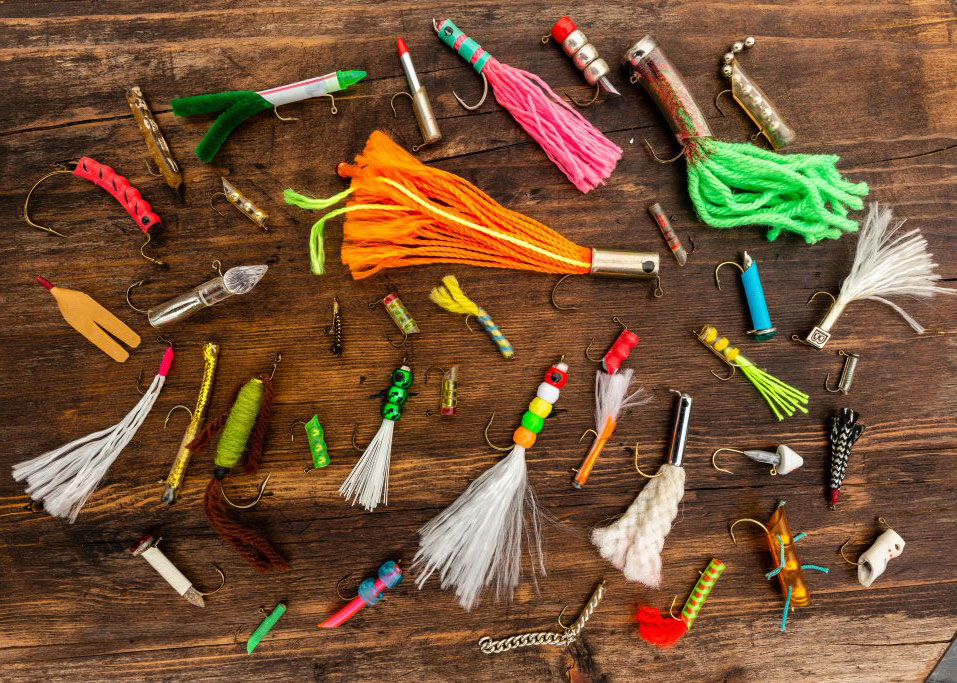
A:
725,347,740,362
528,397,553,419
703,326,717,343
714,337,729,352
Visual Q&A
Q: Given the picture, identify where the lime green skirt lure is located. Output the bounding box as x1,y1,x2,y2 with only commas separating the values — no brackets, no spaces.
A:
622,37,868,243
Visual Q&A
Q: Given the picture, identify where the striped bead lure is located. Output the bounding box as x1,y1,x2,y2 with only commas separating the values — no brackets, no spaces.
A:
72,157,161,233
681,558,725,629
430,276,513,360
381,292,420,336
602,328,638,374
513,362,567,449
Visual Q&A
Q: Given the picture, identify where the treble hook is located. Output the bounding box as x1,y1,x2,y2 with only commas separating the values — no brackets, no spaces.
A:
221,473,271,509
550,274,578,311
269,353,282,380
195,565,227,597
711,447,749,475
23,168,72,237
164,405,193,428
630,443,662,479
453,72,489,111
484,413,512,452
714,261,745,290
728,517,770,544
289,420,307,442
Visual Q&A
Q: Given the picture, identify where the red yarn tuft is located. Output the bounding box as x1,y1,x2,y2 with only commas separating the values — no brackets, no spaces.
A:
636,606,687,648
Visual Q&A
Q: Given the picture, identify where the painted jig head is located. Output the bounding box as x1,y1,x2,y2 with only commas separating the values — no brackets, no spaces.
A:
712,444,804,476
24,157,164,265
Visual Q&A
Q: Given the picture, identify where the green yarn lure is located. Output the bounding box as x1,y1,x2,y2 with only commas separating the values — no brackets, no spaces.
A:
172,70,366,162
430,275,514,359
622,36,868,244
215,378,264,469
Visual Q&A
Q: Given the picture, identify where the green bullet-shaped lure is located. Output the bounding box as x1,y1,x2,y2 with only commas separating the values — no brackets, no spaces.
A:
247,602,286,654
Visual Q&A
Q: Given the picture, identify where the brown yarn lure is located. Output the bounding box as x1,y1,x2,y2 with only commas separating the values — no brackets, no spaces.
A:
187,371,287,573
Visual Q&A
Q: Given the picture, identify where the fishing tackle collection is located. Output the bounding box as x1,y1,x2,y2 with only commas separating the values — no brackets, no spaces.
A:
15,18,949,663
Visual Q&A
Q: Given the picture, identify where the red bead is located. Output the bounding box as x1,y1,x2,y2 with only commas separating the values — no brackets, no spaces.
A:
602,330,639,373
543,366,567,388
550,16,576,43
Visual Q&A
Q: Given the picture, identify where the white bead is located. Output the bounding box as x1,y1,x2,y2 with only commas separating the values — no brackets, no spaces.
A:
857,530,905,587
732,41,744,52
774,445,804,475
744,36,755,48
723,52,735,64
721,65,733,78
536,383,560,404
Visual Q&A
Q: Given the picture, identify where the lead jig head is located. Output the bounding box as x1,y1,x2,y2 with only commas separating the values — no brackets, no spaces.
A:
712,445,804,476
716,37,795,150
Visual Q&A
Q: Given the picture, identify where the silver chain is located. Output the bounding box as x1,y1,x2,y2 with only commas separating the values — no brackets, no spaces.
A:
477,580,606,655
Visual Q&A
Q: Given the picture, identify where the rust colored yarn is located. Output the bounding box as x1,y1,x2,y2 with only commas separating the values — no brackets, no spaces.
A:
338,131,593,279
204,477,287,573
243,374,273,475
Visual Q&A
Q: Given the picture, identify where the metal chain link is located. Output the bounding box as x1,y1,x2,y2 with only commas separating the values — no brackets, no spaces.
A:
477,580,606,655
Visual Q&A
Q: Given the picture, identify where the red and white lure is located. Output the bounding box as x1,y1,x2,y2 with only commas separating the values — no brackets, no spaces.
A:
24,156,164,265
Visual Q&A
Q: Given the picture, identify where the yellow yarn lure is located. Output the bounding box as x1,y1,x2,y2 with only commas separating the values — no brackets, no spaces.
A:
430,275,514,359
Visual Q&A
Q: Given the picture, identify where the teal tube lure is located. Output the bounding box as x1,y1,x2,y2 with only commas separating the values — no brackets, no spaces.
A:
715,252,775,341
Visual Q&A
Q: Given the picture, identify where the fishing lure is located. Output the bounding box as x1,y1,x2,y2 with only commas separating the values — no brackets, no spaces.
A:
370,292,419,345
795,203,954,348
478,580,606,654
636,558,725,648
13,347,173,522
842,521,905,587
648,203,689,266
545,17,620,103
827,407,866,508
574,323,649,489
716,37,795,150
328,297,343,356
36,275,141,363
430,275,513,359
715,252,775,340
318,561,403,628
171,70,367,162
162,342,219,504
712,444,804,476
211,177,268,230
427,366,458,417
127,263,268,328
186,357,287,573
730,501,829,632
825,350,860,395
299,415,330,471
622,36,868,243
126,86,183,197
696,325,808,421
592,391,691,588
340,363,413,511
415,358,569,610
24,157,165,264
130,533,223,607
284,131,660,284
392,38,442,150
247,603,285,654
435,18,621,193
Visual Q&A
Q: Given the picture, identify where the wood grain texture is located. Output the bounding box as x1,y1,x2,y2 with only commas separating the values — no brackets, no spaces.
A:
1,1,955,681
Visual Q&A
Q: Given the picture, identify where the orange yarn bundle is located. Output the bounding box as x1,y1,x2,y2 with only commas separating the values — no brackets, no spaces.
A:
337,131,593,279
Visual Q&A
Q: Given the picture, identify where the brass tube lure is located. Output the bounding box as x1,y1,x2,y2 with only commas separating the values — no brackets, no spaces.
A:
126,86,183,196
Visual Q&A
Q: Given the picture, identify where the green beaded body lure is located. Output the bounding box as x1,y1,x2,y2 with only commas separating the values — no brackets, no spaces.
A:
339,364,413,511
187,369,287,573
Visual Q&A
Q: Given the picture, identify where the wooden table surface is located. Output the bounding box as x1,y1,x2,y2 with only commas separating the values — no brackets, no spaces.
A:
1,1,955,681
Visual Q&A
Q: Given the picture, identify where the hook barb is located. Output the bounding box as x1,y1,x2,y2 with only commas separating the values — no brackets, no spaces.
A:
125,280,147,314
714,261,744,290
390,91,412,119
221,473,271,509
566,84,601,108
630,443,662,479
289,419,307,442
584,339,603,363
453,72,488,111
425,366,446,384
805,290,836,307
484,413,512,452
351,423,364,451
195,565,226,596
273,105,299,122
714,89,732,117
23,169,72,238
145,158,162,177
209,192,229,217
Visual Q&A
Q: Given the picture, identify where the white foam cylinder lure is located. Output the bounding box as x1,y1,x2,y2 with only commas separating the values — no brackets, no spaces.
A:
858,529,905,587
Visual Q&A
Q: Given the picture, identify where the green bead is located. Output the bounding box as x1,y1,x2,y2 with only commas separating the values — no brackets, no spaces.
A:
386,385,408,405
521,411,544,434
391,366,414,389
382,402,403,421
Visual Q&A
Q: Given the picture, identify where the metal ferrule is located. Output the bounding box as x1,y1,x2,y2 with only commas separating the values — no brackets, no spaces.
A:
730,61,796,150
589,249,659,278
572,43,600,70
667,392,693,467
561,29,588,55
803,299,848,348
622,35,713,142
582,58,611,85
411,85,442,147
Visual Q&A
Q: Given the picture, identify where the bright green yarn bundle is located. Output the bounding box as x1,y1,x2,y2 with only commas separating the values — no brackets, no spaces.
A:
214,378,264,469
686,137,869,244
283,187,355,275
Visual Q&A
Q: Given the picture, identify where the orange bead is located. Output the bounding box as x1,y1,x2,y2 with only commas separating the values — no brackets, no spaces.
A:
512,426,537,449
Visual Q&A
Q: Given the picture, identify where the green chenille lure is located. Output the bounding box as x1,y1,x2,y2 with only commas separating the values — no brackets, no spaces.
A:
172,70,366,162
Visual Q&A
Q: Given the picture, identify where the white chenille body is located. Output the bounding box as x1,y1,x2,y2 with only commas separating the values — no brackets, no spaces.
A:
858,529,905,587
